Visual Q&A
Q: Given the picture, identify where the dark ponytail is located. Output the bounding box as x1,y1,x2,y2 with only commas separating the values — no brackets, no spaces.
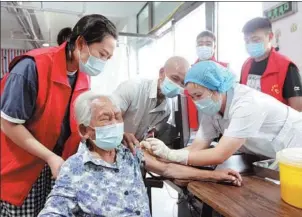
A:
57,27,72,45
65,14,118,61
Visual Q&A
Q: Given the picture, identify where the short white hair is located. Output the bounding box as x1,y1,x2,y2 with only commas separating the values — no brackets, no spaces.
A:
74,91,112,127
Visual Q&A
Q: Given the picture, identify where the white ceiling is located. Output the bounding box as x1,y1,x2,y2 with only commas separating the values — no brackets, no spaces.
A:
1,1,146,48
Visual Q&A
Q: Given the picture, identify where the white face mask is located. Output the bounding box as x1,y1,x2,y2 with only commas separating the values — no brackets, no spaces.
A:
196,46,214,60
79,47,106,76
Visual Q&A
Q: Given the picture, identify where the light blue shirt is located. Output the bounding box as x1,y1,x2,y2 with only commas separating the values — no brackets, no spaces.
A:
38,144,151,217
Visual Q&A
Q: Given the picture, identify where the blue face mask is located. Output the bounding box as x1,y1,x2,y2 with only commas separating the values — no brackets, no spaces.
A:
79,48,106,76
93,123,124,151
194,94,222,116
246,42,266,58
160,77,184,98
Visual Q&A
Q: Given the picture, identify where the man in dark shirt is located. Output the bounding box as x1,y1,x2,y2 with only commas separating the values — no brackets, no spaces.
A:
240,17,302,111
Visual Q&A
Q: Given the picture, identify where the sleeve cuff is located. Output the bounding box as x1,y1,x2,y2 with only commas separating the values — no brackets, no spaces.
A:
1,111,26,124
223,130,249,139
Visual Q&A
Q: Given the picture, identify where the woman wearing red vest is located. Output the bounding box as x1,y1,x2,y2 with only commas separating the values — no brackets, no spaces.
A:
0,14,117,216
186,30,229,130
240,17,302,111
57,27,73,46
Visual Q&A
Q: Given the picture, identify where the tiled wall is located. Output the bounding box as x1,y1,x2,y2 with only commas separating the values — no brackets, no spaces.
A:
1,48,28,78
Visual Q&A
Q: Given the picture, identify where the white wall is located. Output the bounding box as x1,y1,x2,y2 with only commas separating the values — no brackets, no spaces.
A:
217,2,263,80
1,38,31,49
90,16,137,95
1,7,32,50
174,4,206,64
121,15,140,79
90,40,129,94
263,2,302,71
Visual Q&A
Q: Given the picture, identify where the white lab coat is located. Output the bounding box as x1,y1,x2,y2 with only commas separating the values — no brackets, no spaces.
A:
196,84,302,158
111,78,173,140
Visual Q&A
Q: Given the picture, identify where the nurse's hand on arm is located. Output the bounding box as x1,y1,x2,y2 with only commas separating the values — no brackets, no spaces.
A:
143,150,242,186
143,137,244,166
142,114,217,164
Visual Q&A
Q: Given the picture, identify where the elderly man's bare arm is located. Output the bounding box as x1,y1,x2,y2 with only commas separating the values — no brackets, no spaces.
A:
142,150,242,186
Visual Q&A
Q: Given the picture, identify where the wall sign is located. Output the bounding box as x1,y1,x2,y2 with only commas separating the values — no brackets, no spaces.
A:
290,23,298,32
264,2,298,22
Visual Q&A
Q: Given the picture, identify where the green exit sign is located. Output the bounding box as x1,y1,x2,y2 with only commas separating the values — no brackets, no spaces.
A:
264,2,297,22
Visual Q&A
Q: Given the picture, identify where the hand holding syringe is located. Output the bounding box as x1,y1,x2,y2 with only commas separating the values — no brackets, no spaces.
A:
140,127,157,156
140,134,172,163
140,128,173,163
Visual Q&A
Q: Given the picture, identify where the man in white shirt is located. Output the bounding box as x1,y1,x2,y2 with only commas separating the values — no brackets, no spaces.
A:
111,56,189,149
143,61,302,166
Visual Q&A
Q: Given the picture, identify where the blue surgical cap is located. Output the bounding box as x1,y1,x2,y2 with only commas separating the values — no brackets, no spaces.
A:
184,61,236,93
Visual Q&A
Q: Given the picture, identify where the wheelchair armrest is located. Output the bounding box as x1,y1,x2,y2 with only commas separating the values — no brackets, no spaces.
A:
144,177,164,188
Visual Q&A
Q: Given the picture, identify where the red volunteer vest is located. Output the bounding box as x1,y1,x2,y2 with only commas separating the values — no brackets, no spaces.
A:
0,42,90,206
187,57,229,129
241,48,291,105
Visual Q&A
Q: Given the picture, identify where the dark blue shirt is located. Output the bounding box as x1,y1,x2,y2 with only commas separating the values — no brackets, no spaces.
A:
1,57,77,156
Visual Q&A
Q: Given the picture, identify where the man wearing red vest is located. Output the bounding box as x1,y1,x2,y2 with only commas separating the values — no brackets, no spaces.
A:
194,30,229,68
186,30,229,130
241,17,302,111
0,15,117,216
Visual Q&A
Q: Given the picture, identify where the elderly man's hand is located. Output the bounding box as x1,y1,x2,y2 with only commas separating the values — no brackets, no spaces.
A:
122,132,139,154
211,169,242,187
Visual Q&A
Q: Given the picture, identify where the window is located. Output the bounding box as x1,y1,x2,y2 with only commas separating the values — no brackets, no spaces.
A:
137,31,174,79
174,4,206,64
137,4,150,34
153,2,183,28
91,37,129,94
153,31,174,71
137,41,157,78
137,2,184,34
217,2,263,80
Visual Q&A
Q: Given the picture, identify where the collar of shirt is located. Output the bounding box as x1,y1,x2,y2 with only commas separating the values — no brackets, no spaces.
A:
149,79,159,99
213,86,235,120
149,98,171,114
149,79,171,113
82,144,125,169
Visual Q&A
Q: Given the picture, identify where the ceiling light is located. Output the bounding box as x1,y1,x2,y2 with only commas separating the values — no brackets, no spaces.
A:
42,43,50,47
